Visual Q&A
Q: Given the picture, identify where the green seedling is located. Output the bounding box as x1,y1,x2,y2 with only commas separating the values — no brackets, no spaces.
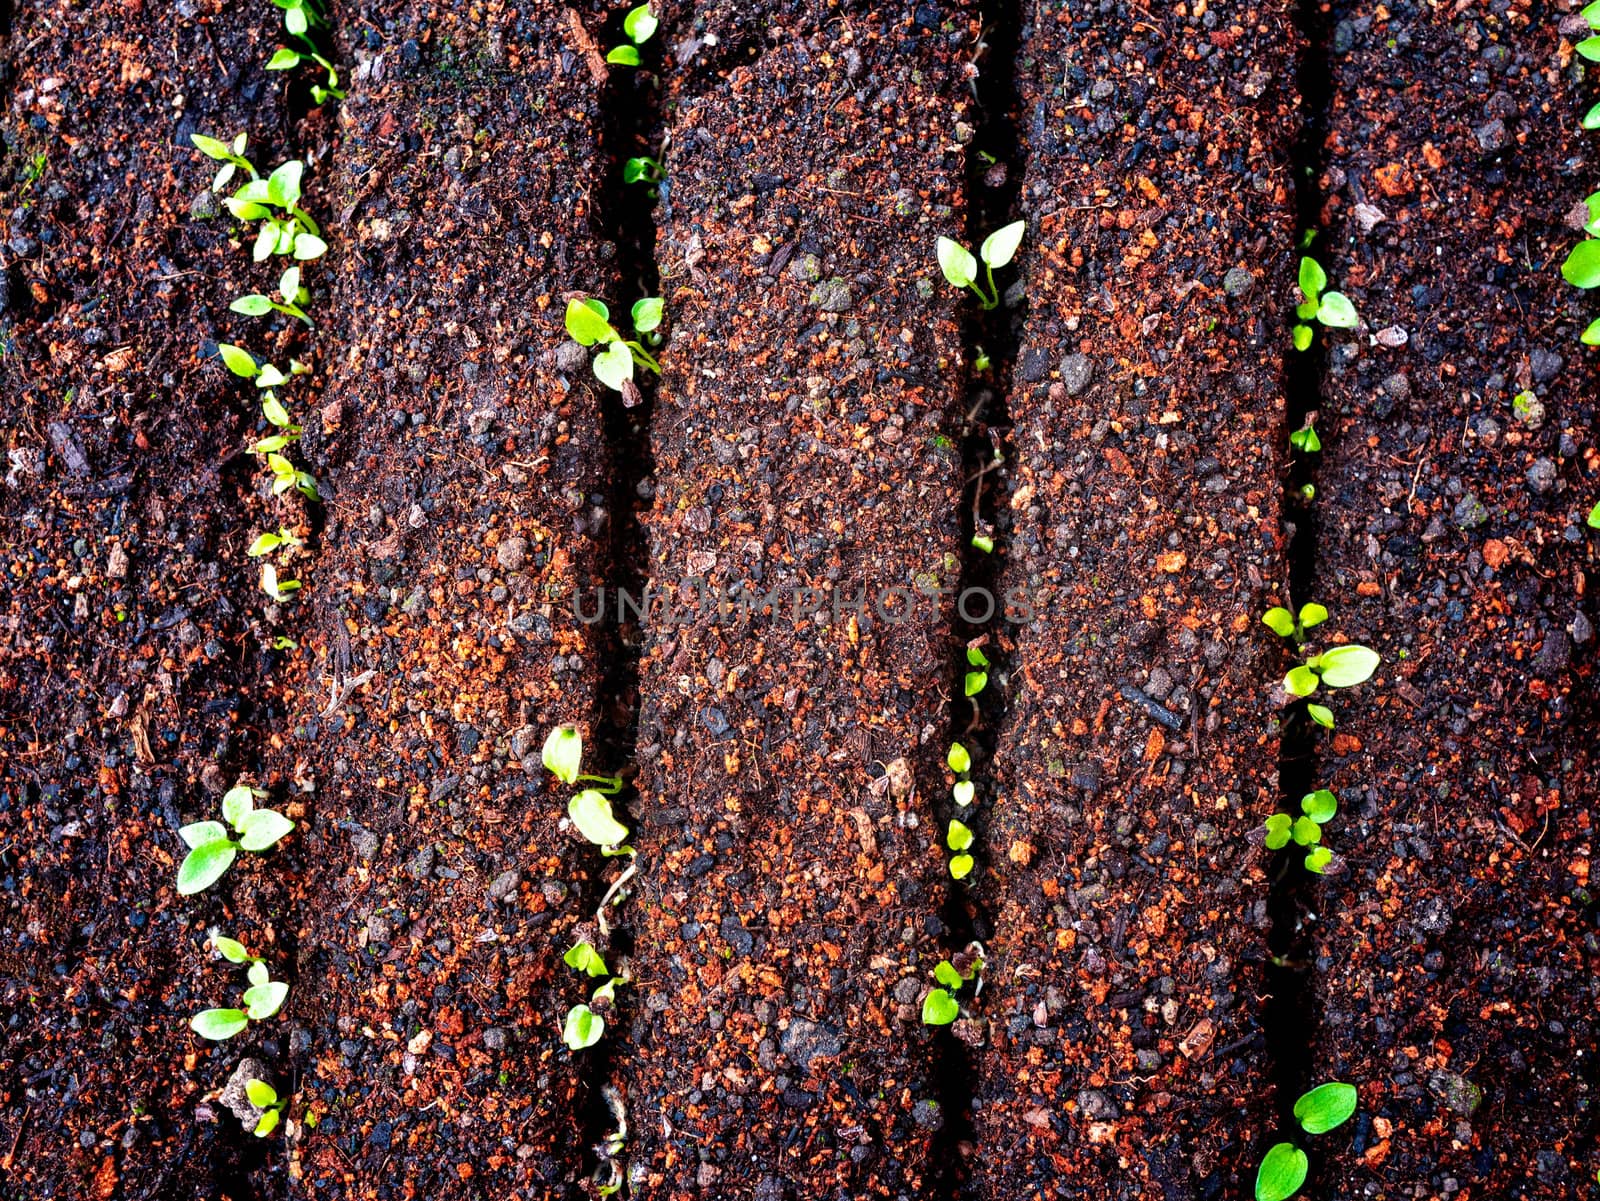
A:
1283,644,1381,700
247,527,303,558
964,645,989,697
1561,229,1600,343
1292,256,1359,350
947,741,975,809
544,726,638,935
266,451,319,501
1589,501,1600,529
1288,420,1321,454
190,945,291,1041
244,1079,289,1137
232,266,312,326
947,818,975,880
271,0,325,37
564,297,663,398
974,347,992,372
266,45,345,103
564,941,610,977
1256,789,1343,875
920,942,985,1026
606,4,657,65
190,132,258,194
971,534,995,553
542,725,624,794
564,977,623,1051
219,159,327,262
260,561,302,602
1261,602,1328,645
1255,1081,1358,1201
624,156,663,187
937,220,1026,310
177,784,295,894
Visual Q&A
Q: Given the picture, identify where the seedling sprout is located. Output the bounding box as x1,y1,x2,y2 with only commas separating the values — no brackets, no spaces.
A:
937,220,1026,310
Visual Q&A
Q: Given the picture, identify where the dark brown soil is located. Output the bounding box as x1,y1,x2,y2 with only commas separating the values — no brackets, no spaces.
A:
1308,1,1599,1195
618,5,977,1196
969,2,1303,1197
0,1,305,1195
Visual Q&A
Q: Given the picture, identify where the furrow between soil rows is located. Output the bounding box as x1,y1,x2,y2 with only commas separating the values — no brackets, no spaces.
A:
1305,1,1598,1194
0,0,308,1194
967,2,1302,1197
616,3,982,1195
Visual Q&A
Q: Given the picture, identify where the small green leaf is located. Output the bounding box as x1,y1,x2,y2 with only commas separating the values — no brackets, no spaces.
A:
1579,34,1600,60
946,742,972,774
218,343,259,378
1583,317,1600,346
191,134,234,161
1255,1142,1308,1201
248,960,269,988
262,394,294,429
1306,703,1335,729
1298,603,1328,629
1301,789,1337,824
565,298,616,345
1304,845,1334,874
933,961,964,990
631,297,664,332
1588,501,1600,529
253,222,280,263
244,981,290,1020
569,790,629,847
979,220,1026,269
563,1004,605,1050
1284,665,1320,697
1261,607,1296,638
285,2,309,35
245,1079,279,1108
213,936,255,964
1290,816,1322,847
971,534,995,553
952,781,975,807
623,3,658,43
254,1108,281,1137
266,48,303,70
936,237,978,289
966,646,990,668
564,941,609,977
592,341,634,391
237,807,295,852
213,162,237,194
1563,239,1600,288
180,820,229,850
1297,256,1326,304
1585,101,1600,131
249,435,291,455
191,1008,250,1041
542,726,584,783
1292,323,1313,352
292,233,328,261
949,853,975,880
1263,813,1292,851
1316,644,1380,688
920,988,960,1026
222,785,256,830
1294,1081,1358,1134
178,841,238,894
1295,299,1319,321
1290,426,1322,453
231,295,275,317
605,44,641,65
1317,292,1359,329
963,670,988,697
947,819,974,852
